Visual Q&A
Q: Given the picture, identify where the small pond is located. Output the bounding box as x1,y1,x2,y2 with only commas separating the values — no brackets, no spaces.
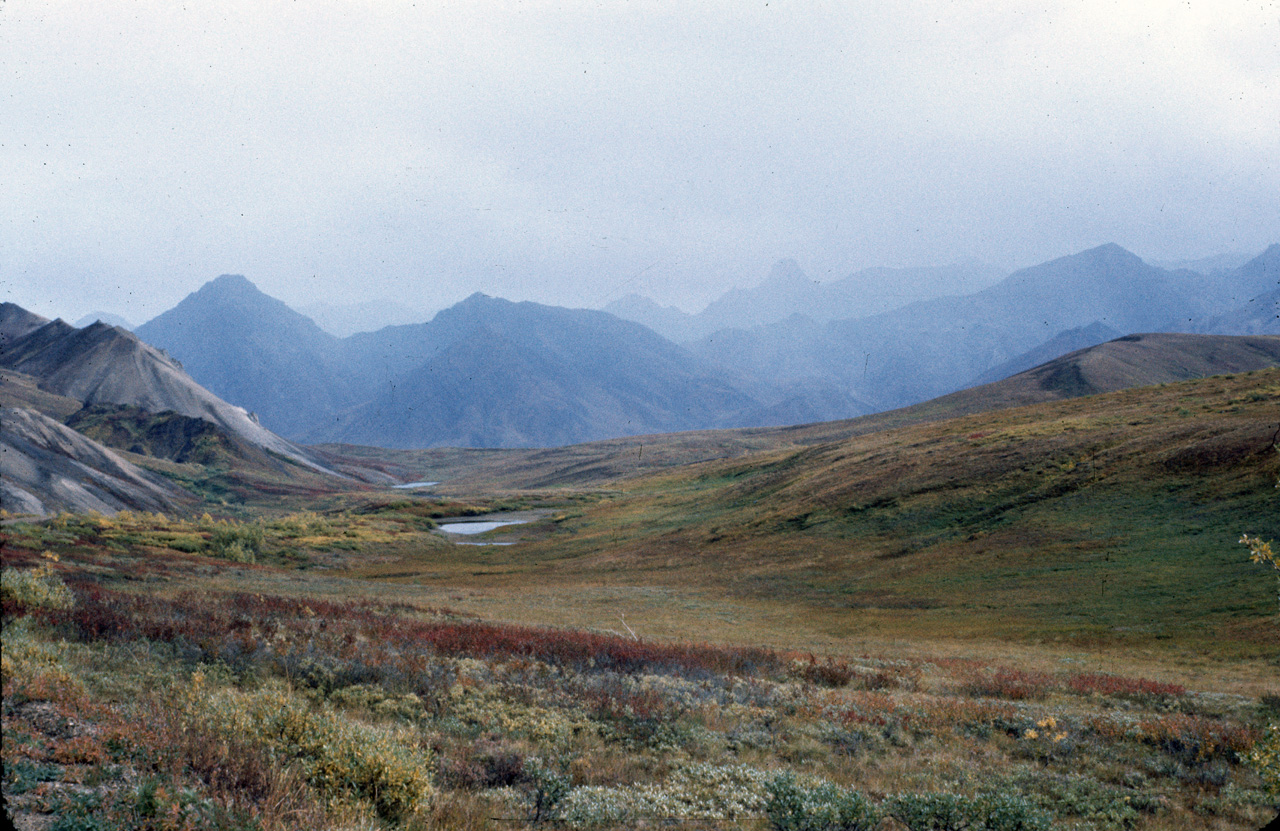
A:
438,520,527,535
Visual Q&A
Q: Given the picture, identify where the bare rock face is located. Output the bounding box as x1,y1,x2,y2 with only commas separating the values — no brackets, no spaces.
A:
0,313,338,475
0,406,192,516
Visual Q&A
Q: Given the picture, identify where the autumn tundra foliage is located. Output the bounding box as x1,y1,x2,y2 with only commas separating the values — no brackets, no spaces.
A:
2,509,1277,830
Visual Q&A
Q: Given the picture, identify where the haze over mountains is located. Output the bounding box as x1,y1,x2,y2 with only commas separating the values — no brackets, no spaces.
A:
687,243,1279,412
3,241,1278,511
604,258,1007,342
135,279,856,447
15,241,1275,455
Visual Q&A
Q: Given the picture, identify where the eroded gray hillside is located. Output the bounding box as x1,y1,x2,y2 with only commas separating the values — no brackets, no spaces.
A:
0,406,191,516
0,313,334,474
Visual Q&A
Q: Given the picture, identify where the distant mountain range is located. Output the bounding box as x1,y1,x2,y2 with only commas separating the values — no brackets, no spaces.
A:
689,243,1279,411
41,240,1279,452
604,258,1006,342
74,311,134,331
328,332,1280,494
134,279,854,447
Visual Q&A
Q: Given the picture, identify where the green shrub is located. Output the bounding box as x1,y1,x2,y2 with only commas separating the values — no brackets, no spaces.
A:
525,757,572,825
980,794,1054,831
884,792,1050,831
209,522,263,563
765,773,878,831
1,558,74,611
1012,774,1149,830
884,793,977,831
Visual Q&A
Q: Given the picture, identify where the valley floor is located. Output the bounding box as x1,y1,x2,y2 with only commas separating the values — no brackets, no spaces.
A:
3,509,1277,831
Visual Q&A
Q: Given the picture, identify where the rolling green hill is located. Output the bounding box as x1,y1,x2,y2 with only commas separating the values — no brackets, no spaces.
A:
359,369,1280,655
329,333,1280,494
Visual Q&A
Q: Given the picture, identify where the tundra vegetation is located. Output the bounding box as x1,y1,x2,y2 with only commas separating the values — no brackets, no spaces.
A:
3,371,1279,830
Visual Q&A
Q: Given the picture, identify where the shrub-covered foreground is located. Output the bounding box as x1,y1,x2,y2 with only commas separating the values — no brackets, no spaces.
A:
2,527,1277,830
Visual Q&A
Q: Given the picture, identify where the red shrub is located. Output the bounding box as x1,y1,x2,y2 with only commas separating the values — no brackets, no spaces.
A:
961,667,1055,701
44,582,787,687
52,735,107,765
790,656,855,688
1067,672,1185,700
1133,714,1259,763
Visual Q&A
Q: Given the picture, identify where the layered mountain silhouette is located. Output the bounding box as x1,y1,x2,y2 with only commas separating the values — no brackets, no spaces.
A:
134,280,834,447
117,242,1277,451
691,243,1278,411
315,295,766,447
1182,245,1280,335
605,258,1005,342
343,332,1280,494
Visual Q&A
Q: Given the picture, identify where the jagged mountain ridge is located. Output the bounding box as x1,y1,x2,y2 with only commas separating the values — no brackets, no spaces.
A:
604,258,1006,342
126,242,1276,450
1,302,52,346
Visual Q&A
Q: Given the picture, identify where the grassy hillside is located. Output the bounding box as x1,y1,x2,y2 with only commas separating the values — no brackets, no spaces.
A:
347,370,1280,660
325,334,1278,494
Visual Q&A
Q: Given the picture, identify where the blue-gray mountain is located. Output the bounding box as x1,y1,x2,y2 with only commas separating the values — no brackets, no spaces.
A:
605,258,1006,342
689,243,1279,410
135,282,851,448
129,243,1277,449
0,304,333,474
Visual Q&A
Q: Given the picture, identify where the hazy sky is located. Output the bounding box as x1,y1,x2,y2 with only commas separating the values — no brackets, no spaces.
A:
3,1,1278,326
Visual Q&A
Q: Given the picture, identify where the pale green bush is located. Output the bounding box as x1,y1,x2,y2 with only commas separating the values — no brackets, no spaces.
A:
1,558,74,611
182,676,433,820
559,763,772,828
209,522,263,563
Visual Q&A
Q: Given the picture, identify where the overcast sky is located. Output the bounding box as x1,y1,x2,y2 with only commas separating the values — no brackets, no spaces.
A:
3,1,1278,327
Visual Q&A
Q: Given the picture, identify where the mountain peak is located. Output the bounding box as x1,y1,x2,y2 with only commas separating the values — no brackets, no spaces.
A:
0,302,52,343
1243,243,1280,270
1081,242,1142,263
439,292,507,321
197,273,263,299
764,258,817,290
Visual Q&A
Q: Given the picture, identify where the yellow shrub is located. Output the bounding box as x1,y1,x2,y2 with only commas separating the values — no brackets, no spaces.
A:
184,680,434,820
